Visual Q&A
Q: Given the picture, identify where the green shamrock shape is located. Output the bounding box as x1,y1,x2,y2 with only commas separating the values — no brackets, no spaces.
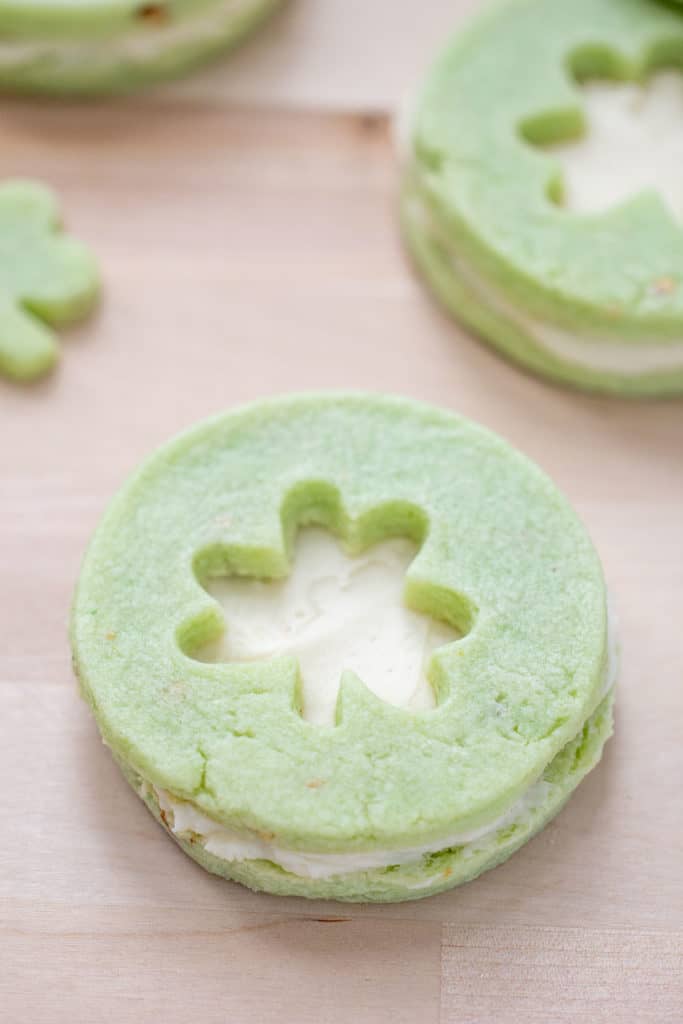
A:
0,180,99,382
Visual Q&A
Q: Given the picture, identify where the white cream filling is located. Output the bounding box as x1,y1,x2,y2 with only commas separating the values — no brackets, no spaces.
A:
548,72,683,224
409,194,683,375
0,0,265,69
197,528,457,726
153,777,559,880
145,587,617,881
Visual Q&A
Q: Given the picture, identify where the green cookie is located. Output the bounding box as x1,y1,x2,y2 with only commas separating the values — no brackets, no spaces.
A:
0,181,98,382
0,0,284,95
71,393,615,902
402,0,683,396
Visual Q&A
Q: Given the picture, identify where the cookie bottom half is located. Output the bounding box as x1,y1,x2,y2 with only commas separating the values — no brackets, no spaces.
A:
116,691,613,903
401,186,683,398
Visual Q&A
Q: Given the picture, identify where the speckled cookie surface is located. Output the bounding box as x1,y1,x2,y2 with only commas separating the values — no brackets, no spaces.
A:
0,181,98,381
72,393,612,900
404,0,683,395
0,0,284,95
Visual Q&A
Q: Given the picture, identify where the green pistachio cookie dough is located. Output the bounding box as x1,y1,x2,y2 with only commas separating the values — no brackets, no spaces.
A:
0,181,98,382
402,0,683,396
0,0,284,95
71,393,615,902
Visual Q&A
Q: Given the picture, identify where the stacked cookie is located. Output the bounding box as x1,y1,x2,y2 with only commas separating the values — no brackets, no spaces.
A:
71,395,615,901
0,0,283,94
402,0,683,396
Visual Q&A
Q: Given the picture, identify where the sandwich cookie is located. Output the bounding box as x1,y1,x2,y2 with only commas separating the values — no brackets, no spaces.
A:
402,0,683,396
72,393,615,902
0,0,284,95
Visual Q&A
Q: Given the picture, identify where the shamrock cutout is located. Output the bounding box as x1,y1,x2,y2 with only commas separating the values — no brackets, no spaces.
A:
541,71,683,222
197,527,458,726
0,180,99,381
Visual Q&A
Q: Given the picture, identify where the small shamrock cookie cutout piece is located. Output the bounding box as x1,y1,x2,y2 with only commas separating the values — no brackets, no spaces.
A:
72,394,616,903
0,180,98,382
402,0,683,396
0,0,285,96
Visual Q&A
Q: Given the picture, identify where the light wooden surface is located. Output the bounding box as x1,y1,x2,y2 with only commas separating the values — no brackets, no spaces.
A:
160,0,480,110
1,54,682,1024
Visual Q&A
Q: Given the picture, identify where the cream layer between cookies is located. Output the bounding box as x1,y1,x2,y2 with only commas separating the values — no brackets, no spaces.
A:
0,0,262,67
407,195,683,376
143,596,618,881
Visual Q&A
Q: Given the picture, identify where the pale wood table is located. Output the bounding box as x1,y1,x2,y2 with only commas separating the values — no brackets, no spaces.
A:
2,12,683,1021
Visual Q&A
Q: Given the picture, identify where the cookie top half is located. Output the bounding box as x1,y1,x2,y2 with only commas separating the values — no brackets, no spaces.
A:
411,0,683,338
71,394,608,853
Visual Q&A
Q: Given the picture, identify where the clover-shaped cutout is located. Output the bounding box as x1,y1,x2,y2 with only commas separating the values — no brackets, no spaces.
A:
524,67,683,223
195,526,459,726
0,180,99,382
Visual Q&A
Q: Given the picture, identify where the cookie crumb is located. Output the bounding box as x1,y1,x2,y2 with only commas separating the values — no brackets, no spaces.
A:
105,631,117,641
651,276,677,297
166,679,187,701
213,515,233,529
305,779,327,789
137,3,169,23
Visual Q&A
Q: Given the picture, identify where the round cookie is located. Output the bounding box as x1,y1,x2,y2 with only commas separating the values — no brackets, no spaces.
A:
71,393,615,902
0,0,284,95
402,0,683,396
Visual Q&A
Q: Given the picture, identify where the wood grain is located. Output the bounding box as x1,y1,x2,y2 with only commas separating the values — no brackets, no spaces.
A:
1,97,682,1023
442,926,683,1023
